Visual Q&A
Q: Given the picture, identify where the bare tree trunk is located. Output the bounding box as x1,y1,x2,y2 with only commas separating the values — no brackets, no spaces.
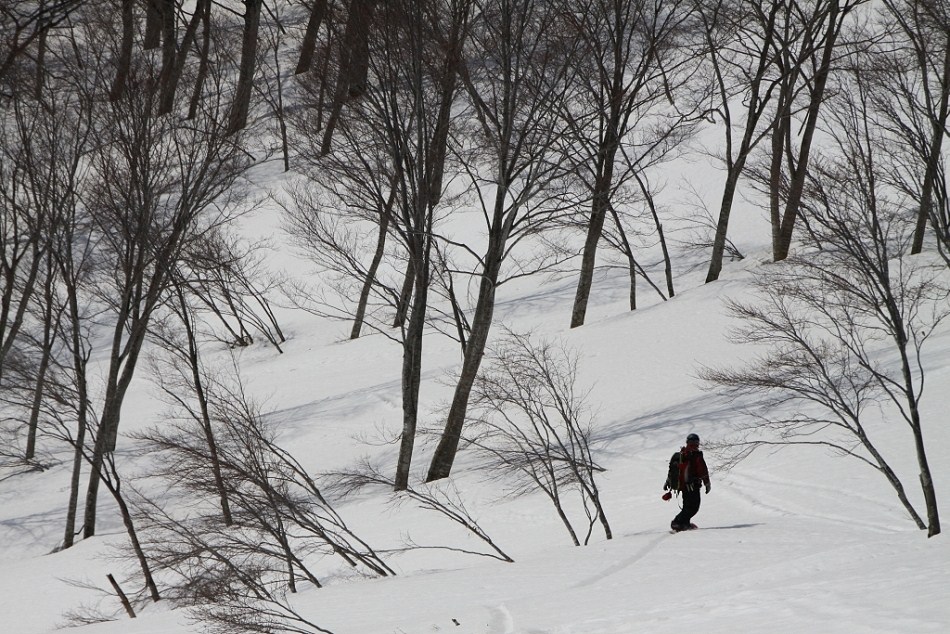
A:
61,284,90,549
34,3,47,100
706,168,745,282
187,0,212,120
156,0,177,108
26,256,60,460
110,0,135,102
105,461,161,601
635,173,674,298
393,256,414,329
320,0,377,153
160,0,207,116
773,0,842,262
912,34,950,254
427,235,504,482
351,193,393,339
144,0,162,50
174,282,233,525
228,0,264,134
570,167,615,328
296,0,330,75
394,256,428,491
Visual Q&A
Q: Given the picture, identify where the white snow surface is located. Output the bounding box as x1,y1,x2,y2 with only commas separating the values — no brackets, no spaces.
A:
1,159,948,634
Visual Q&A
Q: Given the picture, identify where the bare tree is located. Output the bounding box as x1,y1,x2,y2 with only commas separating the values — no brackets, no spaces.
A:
564,0,699,328
81,62,253,538
767,0,869,262
290,0,473,490
703,68,948,536
699,0,784,282
427,0,581,481
875,0,950,256
465,330,611,545
132,367,390,633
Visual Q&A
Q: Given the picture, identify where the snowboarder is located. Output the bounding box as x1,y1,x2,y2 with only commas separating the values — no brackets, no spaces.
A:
663,433,710,532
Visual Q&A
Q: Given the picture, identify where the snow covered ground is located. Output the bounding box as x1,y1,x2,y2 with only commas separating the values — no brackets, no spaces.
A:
1,159,948,634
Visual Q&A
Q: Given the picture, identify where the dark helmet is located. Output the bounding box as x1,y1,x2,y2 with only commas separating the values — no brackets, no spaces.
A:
686,433,700,445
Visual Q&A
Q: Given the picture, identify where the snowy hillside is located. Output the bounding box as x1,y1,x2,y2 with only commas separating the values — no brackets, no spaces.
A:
2,179,948,633
3,1,950,633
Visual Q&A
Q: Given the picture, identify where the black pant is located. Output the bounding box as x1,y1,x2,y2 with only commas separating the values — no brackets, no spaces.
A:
672,487,701,528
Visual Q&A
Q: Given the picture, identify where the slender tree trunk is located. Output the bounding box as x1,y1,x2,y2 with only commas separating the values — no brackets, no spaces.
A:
160,0,206,116
320,0,377,153
393,258,414,329
427,232,504,482
25,266,59,460
107,467,161,601
394,254,428,491
773,0,841,262
570,112,621,328
351,193,393,339
157,0,177,108
296,0,329,75
227,0,264,134
174,282,233,525
83,320,150,538
34,4,47,100
912,32,950,254
63,418,86,548
110,0,135,102
187,0,212,120
706,167,744,282
62,284,89,549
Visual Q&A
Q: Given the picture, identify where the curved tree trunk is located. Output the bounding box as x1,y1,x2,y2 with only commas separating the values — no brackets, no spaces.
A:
351,194,392,339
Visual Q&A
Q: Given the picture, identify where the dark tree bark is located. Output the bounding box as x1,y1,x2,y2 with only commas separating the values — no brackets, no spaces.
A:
351,190,394,339
295,0,330,75
187,0,212,120
227,0,264,134
144,0,162,49
159,0,208,115
569,0,691,327
772,0,858,262
704,0,782,282
320,0,377,153
110,0,135,102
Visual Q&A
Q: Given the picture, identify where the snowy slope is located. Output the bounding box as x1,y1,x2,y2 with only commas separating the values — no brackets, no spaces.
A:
1,160,949,634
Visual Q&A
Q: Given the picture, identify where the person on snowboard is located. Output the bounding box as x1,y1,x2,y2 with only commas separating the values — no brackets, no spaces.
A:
663,433,710,532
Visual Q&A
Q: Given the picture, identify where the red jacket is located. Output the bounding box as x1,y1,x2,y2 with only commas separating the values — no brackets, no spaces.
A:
677,447,710,491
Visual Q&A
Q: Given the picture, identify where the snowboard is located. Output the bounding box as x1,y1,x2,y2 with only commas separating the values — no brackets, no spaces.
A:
670,523,698,534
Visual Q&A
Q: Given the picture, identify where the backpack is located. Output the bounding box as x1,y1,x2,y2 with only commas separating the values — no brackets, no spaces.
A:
665,452,681,492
